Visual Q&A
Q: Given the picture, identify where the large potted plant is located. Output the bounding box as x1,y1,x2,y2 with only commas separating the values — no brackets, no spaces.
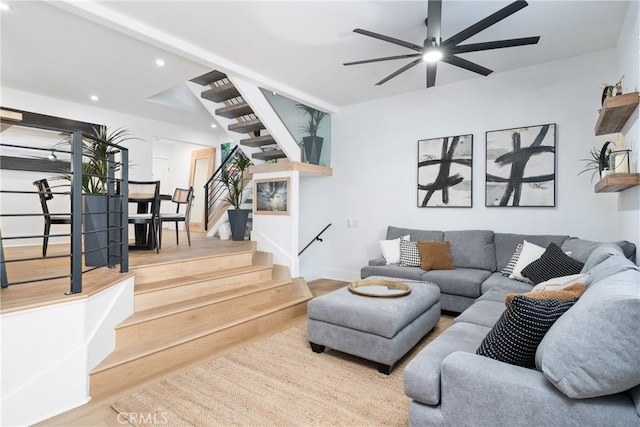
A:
296,104,327,165
219,154,252,241
60,126,139,265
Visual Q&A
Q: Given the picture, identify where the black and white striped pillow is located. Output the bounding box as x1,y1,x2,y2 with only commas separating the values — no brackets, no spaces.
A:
521,243,584,285
501,243,523,276
476,295,579,367
399,238,421,267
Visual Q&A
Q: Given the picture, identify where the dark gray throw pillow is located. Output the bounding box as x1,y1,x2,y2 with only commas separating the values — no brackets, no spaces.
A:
476,295,578,368
521,243,584,285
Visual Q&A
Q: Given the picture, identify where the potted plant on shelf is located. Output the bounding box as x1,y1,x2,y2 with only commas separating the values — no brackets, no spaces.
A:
219,154,252,241
296,103,327,165
578,142,613,182
59,125,139,265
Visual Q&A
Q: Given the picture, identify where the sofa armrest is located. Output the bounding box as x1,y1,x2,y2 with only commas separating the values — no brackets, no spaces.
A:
368,257,387,266
440,352,638,426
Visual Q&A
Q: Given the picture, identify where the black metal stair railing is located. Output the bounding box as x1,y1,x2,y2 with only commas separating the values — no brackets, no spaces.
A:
299,223,332,256
204,145,252,231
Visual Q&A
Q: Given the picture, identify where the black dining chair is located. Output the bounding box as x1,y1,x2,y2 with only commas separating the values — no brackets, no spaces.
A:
158,186,194,249
33,179,72,257
127,180,161,253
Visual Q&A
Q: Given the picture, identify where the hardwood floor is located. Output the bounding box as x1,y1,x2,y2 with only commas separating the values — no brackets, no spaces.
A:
39,277,348,426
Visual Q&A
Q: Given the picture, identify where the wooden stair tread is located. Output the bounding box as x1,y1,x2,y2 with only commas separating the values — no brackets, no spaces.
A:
240,134,276,147
190,70,227,86
228,118,265,134
215,102,254,119
119,277,292,327
134,264,272,294
92,288,310,373
252,149,287,161
201,83,240,103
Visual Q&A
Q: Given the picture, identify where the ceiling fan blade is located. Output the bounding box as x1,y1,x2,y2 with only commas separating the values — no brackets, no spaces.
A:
443,0,529,47
451,36,540,54
353,28,423,52
442,55,493,76
375,58,423,85
426,62,437,88
425,0,442,48
343,53,421,66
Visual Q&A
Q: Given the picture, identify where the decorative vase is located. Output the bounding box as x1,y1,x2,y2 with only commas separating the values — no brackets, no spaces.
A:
302,136,323,165
302,136,315,163
227,209,250,241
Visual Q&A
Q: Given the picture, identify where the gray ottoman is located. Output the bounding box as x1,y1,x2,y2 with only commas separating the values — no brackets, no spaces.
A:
307,281,441,374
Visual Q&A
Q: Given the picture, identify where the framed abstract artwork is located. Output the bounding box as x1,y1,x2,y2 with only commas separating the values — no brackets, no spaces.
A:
417,134,473,207
485,123,556,207
253,178,290,215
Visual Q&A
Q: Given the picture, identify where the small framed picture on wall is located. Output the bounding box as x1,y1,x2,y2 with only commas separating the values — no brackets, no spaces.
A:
485,123,556,207
417,134,473,207
253,178,290,215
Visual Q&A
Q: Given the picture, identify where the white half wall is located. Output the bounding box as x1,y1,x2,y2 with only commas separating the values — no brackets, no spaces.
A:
0,277,134,426
300,47,640,282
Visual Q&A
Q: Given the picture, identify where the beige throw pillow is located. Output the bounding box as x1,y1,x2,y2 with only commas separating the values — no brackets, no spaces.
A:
417,241,456,271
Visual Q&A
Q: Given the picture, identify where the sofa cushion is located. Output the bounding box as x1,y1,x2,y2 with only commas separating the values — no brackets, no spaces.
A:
379,234,409,264
581,243,624,272
444,230,496,271
422,268,491,298
477,295,579,368
494,233,569,272
561,237,636,263
361,264,425,281
386,226,443,242
505,283,585,306
521,243,585,285
454,300,505,328
404,322,491,405
536,266,640,398
399,237,421,267
585,255,640,288
531,273,589,292
501,243,523,276
481,272,534,294
509,240,546,283
418,241,455,271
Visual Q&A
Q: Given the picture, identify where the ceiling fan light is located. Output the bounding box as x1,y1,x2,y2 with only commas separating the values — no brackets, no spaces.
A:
423,49,443,63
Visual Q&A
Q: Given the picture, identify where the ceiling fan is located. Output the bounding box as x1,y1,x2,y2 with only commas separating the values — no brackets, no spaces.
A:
344,0,540,88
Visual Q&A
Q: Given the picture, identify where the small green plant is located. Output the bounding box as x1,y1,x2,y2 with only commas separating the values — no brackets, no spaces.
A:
578,145,611,182
219,154,252,209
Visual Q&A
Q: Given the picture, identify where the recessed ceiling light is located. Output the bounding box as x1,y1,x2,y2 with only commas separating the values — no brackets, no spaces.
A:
210,123,217,128
0,3,11,11
155,59,165,67
90,95,99,101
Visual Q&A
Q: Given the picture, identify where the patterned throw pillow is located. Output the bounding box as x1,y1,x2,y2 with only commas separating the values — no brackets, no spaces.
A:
399,237,421,267
501,243,523,276
476,295,579,368
521,243,585,285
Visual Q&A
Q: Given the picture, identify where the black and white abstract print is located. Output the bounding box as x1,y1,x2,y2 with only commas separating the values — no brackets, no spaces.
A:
486,124,556,207
417,134,473,207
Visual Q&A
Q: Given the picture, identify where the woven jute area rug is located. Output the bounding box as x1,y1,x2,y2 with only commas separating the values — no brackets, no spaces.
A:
112,316,453,426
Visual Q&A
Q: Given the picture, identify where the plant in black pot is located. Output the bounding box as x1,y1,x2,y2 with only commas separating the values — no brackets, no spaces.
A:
219,154,252,241
296,104,327,165
59,126,139,266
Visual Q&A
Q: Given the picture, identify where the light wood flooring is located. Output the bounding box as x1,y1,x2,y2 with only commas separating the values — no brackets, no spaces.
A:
37,277,348,426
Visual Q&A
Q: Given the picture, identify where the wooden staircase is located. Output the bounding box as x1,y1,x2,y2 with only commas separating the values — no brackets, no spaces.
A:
89,243,312,397
192,70,288,162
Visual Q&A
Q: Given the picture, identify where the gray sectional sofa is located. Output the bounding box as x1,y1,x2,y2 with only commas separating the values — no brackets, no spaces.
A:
360,226,640,426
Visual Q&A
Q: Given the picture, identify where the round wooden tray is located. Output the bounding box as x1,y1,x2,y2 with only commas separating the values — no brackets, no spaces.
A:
348,279,411,298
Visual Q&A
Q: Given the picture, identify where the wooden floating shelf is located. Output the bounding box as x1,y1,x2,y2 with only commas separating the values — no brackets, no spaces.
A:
594,173,640,193
594,92,639,135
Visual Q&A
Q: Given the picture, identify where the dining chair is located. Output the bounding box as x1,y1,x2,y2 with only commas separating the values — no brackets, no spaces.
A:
33,179,72,257
159,186,194,249
127,180,160,253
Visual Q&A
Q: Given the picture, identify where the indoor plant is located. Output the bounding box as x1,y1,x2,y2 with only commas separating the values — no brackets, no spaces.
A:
578,143,612,182
219,154,252,241
296,103,327,165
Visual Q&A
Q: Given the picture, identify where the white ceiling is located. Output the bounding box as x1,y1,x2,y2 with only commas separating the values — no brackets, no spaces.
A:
0,1,631,133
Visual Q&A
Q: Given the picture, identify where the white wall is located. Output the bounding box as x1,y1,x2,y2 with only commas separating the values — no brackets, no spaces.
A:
300,45,640,281
0,88,226,245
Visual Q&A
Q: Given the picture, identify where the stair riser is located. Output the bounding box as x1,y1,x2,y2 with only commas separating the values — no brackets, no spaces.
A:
90,303,308,398
117,284,293,346
134,268,273,312
133,252,253,285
